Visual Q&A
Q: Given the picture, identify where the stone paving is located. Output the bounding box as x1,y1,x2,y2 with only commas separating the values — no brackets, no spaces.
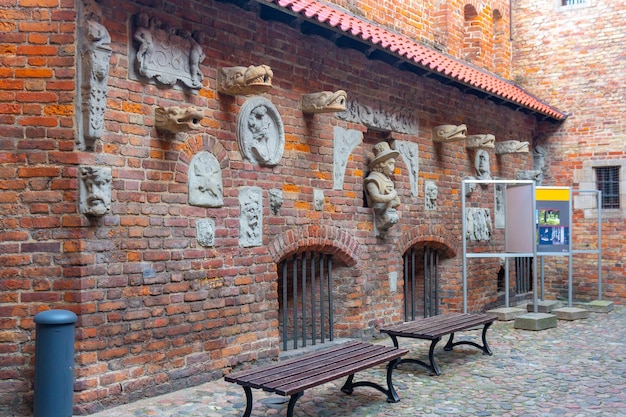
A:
86,306,625,417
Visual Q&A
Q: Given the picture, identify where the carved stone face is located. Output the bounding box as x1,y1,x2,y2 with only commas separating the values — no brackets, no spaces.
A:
475,149,491,179
79,166,112,216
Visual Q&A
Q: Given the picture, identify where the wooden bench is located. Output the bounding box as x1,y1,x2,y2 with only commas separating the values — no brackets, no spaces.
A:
224,340,409,417
380,313,497,376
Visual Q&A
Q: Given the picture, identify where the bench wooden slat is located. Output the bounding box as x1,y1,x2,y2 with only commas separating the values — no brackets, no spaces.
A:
225,340,364,384
381,313,495,339
242,342,379,389
271,345,406,396
379,313,497,376
225,341,409,416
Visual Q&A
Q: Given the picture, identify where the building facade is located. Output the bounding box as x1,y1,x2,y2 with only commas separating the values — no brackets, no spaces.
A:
0,0,622,414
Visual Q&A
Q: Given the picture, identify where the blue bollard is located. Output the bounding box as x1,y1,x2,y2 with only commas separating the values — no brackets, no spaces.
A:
34,309,77,417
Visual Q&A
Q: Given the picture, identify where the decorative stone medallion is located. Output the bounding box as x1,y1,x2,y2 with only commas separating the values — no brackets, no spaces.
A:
237,97,285,166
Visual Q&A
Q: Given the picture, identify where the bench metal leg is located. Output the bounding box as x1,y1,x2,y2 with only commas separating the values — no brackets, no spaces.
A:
391,334,442,375
340,358,402,403
241,386,253,417
286,391,304,417
443,323,493,356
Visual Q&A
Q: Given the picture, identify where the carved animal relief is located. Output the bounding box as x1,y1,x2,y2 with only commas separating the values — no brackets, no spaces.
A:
495,140,530,154
466,134,495,149
155,106,204,134
188,152,224,208
301,90,347,113
432,124,467,143
217,65,273,96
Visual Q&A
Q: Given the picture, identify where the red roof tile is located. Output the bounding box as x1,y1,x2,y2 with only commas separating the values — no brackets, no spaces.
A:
268,0,567,120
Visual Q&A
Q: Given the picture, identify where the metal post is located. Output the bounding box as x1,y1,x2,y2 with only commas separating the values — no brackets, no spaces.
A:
34,309,77,417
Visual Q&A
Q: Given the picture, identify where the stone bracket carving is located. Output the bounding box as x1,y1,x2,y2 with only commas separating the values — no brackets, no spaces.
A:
78,0,112,150
155,106,204,134
301,90,347,113
333,126,363,190
131,13,205,89
217,65,273,96
432,124,467,143
337,100,418,134
495,140,530,154
395,140,419,197
466,134,495,149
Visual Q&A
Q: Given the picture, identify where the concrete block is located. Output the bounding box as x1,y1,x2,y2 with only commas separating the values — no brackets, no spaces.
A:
552,307,590,321
487,307,527,321
514,313,558,331
584,300,614,313
526,300,561,313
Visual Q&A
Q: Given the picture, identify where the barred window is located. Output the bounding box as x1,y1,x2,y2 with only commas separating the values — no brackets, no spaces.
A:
562,0,586,5
595,166,620,209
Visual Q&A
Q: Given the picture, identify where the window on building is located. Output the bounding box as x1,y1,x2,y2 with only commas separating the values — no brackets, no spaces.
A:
562,0,586,5
595,166,620,209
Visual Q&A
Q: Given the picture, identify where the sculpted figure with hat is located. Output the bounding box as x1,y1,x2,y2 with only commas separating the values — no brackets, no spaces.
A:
364,141,401,238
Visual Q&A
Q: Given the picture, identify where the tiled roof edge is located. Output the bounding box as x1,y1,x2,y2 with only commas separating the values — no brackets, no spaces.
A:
263,0,568,121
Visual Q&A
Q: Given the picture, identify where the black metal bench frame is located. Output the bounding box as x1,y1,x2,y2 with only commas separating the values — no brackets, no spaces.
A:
224,341,408,417
380,313,497,376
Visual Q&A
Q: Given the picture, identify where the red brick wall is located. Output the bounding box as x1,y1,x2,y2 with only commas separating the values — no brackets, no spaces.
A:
1,0,547,414
513,0,626,302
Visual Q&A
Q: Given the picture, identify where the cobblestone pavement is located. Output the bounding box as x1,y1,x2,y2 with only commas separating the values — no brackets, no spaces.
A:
86,306,625,417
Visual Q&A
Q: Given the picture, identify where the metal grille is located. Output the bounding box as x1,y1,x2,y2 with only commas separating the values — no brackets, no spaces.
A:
595,166,620,209
403,246,439,321
562,0,586,5
515,257,533,294
278,252,333,351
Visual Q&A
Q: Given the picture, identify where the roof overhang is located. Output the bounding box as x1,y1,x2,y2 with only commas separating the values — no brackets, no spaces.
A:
218,0,568,123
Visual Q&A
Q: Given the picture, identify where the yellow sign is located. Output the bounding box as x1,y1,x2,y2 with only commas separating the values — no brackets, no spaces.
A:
536,187,570,201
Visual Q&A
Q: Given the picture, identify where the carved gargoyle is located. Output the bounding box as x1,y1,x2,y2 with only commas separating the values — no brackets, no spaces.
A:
432,124,467,143
301,90,347,113
155,106,204,134
495,140,530,154
466,134,495,149
217,65,273,96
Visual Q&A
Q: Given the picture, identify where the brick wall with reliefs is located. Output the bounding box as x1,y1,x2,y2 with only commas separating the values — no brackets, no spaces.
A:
1,0,548,414
512,0,626,302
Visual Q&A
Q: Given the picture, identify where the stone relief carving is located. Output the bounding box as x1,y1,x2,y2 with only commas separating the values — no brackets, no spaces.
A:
432,124,467,143
466,134,495,149
336,100,418,134
495,140,530,154
516,170,542,183
495,183,505,229
217,65,273,96
78,1,112,150
188,152,223,207
301,90,347,113
364,142,401,239
333,126,362,190
239,186,263,247
237,97,285,166
466,207,493,241
314,189,324,211
464,176,477,196
532,144,547,185
425,180,438,211
196,218,215,247
269,188,283,215
155,106,204,134
131,13,205,89
79,166,112,217
394,140,419,197
475,149,492,181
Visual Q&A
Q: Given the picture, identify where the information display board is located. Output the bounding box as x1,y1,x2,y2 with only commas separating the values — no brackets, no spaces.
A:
536,187,571,254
